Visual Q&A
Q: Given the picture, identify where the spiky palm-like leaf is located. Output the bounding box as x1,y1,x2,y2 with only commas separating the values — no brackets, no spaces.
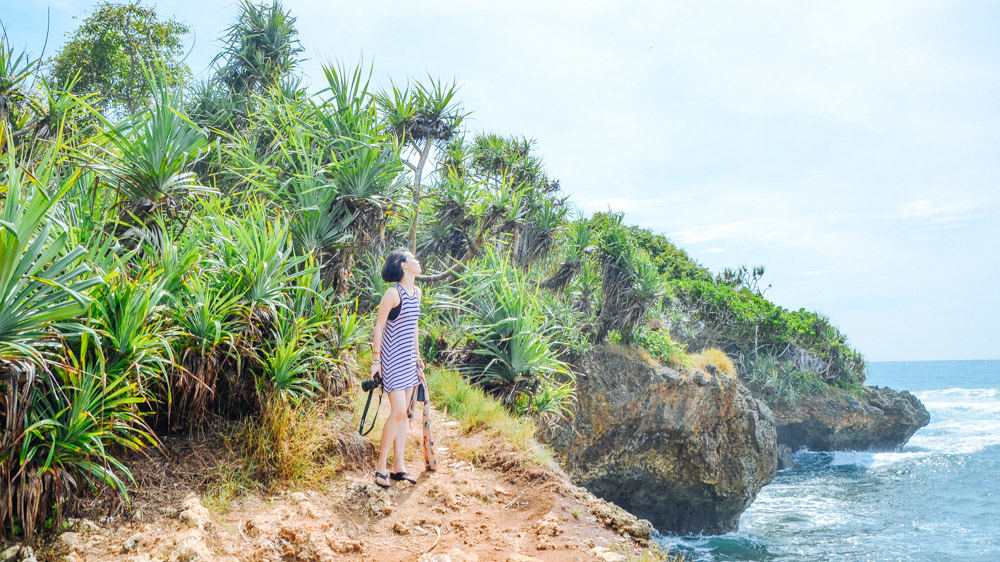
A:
210,201,308,313
595,219,664,343
0,132,100,362
258,311,321,404
169,274,243,419
1,340,154,540
443,250,569,405
86,74,213,216
90,274,175,396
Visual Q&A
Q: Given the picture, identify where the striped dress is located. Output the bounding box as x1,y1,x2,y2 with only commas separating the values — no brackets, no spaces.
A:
380,283,421,392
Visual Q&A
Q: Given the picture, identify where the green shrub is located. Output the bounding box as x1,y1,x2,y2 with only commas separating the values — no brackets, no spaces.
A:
668,279,866,386
745,354,828,403
633,327,690,368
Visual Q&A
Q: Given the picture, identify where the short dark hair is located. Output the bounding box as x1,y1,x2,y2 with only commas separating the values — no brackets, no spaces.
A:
381,249,409,282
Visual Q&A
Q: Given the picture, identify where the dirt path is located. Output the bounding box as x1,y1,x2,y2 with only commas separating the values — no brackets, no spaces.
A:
45,404,663,562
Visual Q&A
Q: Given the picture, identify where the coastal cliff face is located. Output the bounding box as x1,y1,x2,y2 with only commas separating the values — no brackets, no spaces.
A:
545,347,777,535
765,386,930,453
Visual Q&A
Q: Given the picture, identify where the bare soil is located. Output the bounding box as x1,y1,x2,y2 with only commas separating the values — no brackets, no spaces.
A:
38,401,665,562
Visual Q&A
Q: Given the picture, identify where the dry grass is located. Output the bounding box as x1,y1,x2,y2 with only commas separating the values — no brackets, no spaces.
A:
205,396,342,512
606,343,658,367
690,348,736,378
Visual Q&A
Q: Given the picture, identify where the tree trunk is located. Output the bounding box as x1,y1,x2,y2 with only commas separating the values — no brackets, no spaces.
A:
408,137,433,252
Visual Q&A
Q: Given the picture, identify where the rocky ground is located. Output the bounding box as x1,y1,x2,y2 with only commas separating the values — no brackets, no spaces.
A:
3,402,667,562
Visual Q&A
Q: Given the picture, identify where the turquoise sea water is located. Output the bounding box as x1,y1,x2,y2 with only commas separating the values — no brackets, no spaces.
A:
656,360,1000,561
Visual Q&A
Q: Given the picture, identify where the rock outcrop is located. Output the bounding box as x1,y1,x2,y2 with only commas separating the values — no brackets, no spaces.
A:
546,347,777,535
766,385,930,452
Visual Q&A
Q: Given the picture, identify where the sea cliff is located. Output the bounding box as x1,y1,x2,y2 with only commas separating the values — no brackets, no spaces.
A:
545,347,777,535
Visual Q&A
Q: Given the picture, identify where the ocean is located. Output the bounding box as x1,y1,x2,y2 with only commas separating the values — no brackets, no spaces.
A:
655,360,1000,561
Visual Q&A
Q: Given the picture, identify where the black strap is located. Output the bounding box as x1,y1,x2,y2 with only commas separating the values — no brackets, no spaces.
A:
359,388,383,436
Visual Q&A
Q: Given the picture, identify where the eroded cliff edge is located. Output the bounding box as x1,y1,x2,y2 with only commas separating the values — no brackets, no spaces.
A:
764,386,930,454
544,347,777,535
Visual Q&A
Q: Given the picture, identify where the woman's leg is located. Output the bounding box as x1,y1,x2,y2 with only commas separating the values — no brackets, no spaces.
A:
392,386,416,473
375,389,408,485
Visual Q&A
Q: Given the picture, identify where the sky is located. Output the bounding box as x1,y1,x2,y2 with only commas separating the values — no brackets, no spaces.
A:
6,0,999,361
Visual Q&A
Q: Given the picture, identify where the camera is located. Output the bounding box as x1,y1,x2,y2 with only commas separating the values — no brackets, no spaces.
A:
361,373,382,393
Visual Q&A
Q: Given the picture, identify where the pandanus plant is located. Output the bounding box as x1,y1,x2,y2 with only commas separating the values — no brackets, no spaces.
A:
169,274,242,421
1,132,155,540
443,250,571,410
0,129,100,363
541,218,595,292
375,75,466,252
1,340,155,540
594,217,664,343
85,72,213,222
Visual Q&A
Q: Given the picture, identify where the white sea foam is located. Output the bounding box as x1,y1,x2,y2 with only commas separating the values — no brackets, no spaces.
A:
871,451,932,468
916,387,998,399
830,451,874,467
907,387,1000,455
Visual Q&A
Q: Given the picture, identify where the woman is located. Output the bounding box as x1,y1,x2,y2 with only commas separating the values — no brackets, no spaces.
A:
370,249,425,488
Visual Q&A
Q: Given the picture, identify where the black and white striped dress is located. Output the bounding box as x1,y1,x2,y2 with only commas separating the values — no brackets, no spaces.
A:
380,283,420,392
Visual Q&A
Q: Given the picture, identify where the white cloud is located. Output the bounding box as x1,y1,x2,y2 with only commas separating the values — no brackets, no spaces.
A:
702,248,725,254
896,198,979,225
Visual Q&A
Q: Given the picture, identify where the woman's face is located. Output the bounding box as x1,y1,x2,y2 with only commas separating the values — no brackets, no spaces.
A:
402,252,422,276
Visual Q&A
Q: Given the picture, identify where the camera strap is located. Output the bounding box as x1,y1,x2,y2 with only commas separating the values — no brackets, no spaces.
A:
359,387,382,436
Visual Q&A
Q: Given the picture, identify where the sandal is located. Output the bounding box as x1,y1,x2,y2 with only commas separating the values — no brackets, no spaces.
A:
389,471,418,484
374,471,391,488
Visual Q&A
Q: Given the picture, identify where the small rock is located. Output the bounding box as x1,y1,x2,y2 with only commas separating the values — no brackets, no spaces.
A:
602,552,627,562
777,444,795,470
298,500,330,519
57,532,86,552
535,538,557,550
68,518,100,534
506,555,543,562
1,546,35,562
444,548,479,562
345,481,393,518
420,556,451,562
493,485,510,496
63,553,84,562
290,491,307,503
328,538,363,553
534,512,562,537
171,530,210,562
179,494,213,531
122,533,144,552
253,538,281,560
391,522,409,535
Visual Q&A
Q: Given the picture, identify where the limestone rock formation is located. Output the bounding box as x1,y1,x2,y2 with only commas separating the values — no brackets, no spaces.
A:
766,385,930,452
546,347,778,535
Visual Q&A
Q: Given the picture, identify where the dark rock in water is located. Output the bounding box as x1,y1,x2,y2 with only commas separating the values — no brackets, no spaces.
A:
545,347,777,535
767,386,930,451
776,444,795,470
